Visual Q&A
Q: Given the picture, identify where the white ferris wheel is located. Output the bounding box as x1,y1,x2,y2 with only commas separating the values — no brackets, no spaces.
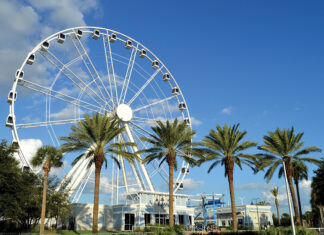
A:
6,26,192,204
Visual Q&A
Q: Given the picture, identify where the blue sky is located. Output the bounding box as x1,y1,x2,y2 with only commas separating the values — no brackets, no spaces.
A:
1,0,324,214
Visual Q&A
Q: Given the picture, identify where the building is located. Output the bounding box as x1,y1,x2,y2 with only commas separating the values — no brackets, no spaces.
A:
203,205,273,230
71,191,195,230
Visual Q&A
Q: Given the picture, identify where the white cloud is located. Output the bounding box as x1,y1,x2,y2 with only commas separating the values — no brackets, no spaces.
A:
236,182,274,191
221,106,232,115
147,101,179,116
261,184,287,205
51,104,84,120
51,160,68,177
182,177,204,191
15,138,43,169
0,0,99,96
29,0,98,36
83,174,111,194
190,117,202,126
299,179,312,195
304,205,311,212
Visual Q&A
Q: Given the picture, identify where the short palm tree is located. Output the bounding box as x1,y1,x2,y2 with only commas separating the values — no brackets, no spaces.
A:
257,127,321,226
139,119,199,227
270,187,281,226
60,113,138,234
198,124,258,231
31,146,63,235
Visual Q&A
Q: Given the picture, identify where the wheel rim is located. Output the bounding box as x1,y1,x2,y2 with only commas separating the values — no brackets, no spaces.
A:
7,26,192,204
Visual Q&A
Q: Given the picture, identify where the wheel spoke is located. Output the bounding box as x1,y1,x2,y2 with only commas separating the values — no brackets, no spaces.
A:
21,78,105,111
133,96,175,113
120,45,138,103
19,81,105,114
40,50,110,110
128,121,153,138
16,118,83,129
70,35,114,108
127,67,162,105
129,125,169,183
103,35,115,108
119,132,145,191
105,31,119,105
132,116,159,126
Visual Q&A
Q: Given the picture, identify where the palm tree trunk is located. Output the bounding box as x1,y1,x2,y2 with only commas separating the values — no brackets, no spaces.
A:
227,168,237,231
294,178,303,223
40,168,49,235
275,198,280,225
168,160,174,227
287,172,302,226
92,164,102,234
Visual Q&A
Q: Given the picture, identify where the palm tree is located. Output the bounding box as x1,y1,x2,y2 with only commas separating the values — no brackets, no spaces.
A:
270,187,281,226
292,160,308,220
60,113,138,234
257,127,321,226
31,146,63,235
198,124,258,231
139,119,198,227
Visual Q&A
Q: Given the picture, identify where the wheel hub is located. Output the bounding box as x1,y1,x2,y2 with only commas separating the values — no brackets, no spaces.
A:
116,104,133,122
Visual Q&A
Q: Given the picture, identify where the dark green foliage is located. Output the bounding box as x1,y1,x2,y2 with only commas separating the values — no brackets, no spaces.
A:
141,224,185,235
272,214,279,227
280,213,291,226
311,158,324,206
198,124,258,176
0,140,71,232
310,158,324,226
0,152,42,231
257,127,321,183
0,140,42,231
0,140,21,220
189,227,317,235
60,113,138,168
31,145,63,169
303,211,315,227
140,118,198,169
46,179,72,229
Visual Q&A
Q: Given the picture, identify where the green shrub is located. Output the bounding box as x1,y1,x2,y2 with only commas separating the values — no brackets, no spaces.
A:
142,224,185,235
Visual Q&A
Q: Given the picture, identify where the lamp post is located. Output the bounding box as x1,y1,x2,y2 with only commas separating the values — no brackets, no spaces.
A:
283,155,296,235
252,198,260,230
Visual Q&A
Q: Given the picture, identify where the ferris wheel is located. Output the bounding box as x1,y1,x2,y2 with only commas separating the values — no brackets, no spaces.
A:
6,26,192,204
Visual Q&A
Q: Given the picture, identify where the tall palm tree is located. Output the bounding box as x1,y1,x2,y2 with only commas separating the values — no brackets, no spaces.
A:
291,160,308,220
270,187,281,226
257,127,321,226
198,124,258,231
60,113,138,234
139,119,198,227
31,146,63,235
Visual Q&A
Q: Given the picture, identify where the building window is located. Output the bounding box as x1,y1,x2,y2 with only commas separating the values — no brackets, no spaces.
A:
178,215,184,225
189,216,192,225
155,214,168,225
144,214,151,226
124,213,135,230
222,220,226,226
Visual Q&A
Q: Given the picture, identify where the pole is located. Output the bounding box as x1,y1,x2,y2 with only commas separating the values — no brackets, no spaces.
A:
213,193,216,226
252,198,261,230
256,202,260,230
283,158,296,235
